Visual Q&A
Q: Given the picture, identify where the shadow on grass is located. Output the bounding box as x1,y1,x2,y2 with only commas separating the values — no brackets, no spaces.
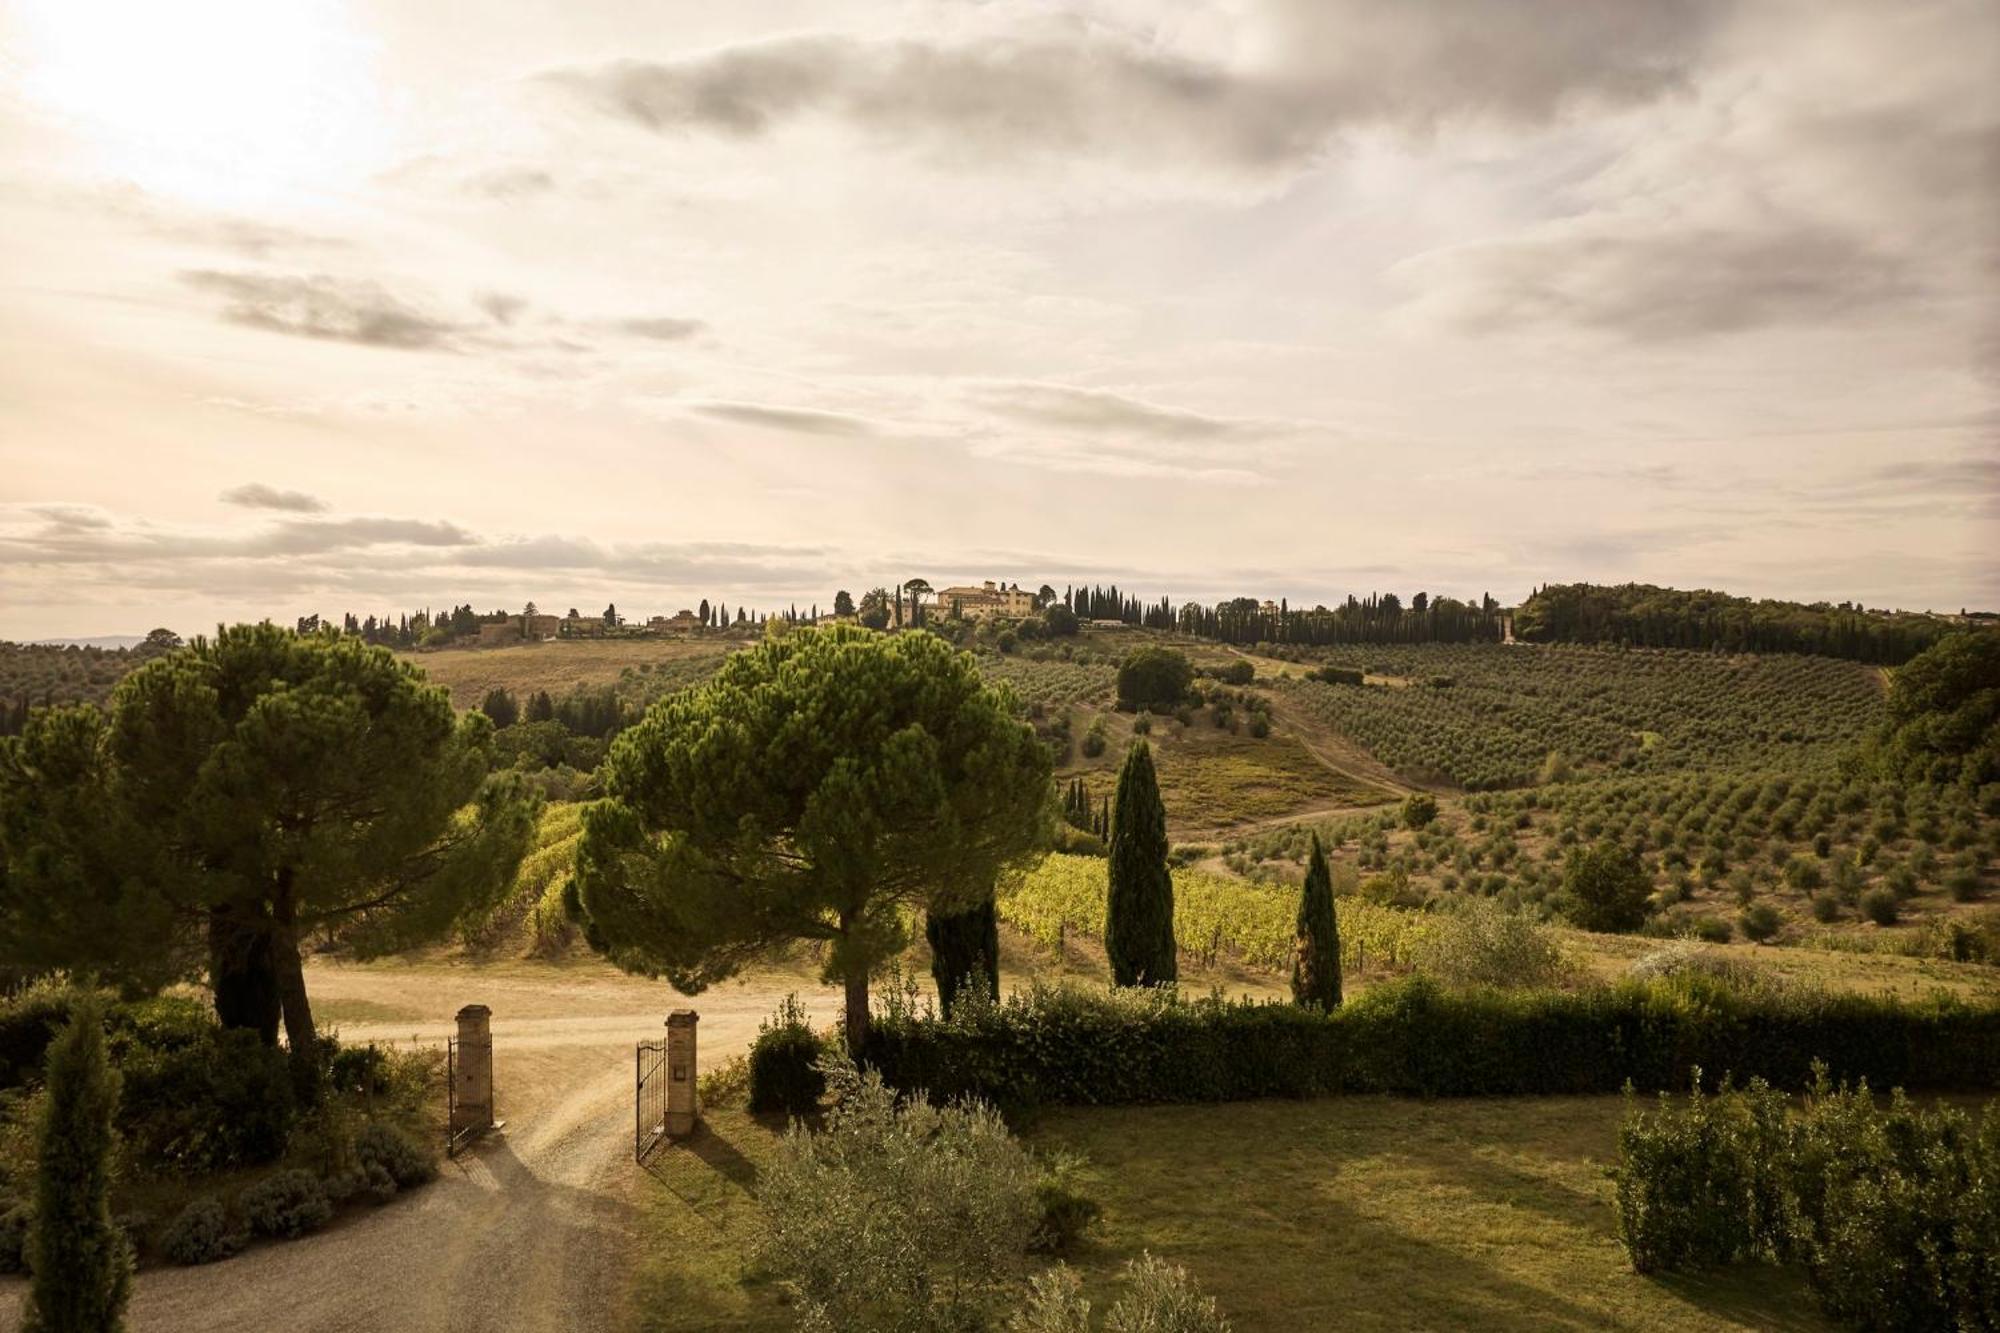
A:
1652,1267,1829,1332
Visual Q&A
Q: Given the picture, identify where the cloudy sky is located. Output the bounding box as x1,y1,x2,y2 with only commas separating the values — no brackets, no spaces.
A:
1,0,1995,637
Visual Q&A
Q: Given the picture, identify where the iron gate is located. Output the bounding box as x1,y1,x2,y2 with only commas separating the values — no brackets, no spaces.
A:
447,1035,494,1158
635,1039,669,1163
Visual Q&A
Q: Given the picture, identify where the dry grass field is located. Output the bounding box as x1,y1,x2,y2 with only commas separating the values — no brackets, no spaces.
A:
401,638,733,708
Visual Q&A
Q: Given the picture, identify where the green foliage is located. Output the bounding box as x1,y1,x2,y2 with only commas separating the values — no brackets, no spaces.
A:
118,1027,294,1173
24,996,130,1333
1516,582,1957,665
1104,1253,1233,1333
1868,629,2000,790
1401,792,1438,829
1291,836,1341,1010
1738,903,1781,943
1107,742,1176,987
1614,1072,2000,1332
1116,648,1193,712
859,975,2000,1108
239,1169,332,1240
575,625,1049,1049
1562,842,1652,933
1861,887,1900,925
159,1196,245,1266
352,1120,436,1192
749,996,827,1116
0,625,541,1080
1407,901,1575,990
0,1201,29,1274
759,1060,1041,1332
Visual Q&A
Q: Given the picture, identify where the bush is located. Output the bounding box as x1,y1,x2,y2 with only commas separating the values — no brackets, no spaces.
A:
1563,842,1652,933
1012,1257,1232,1333
1861,887,1900,926
354,1121,436,1192
25,996,131,1331
1809,891,1842,924
239,1169,333,1239
760,1061,1040,1332
119,1028,294,1173
1081,716,1109,759
1946,869,1984,902
1209,660,1254,686
0,983,77,1091
1308,665,1364,687
1614,1072,2000,1332
1401,793,1438,830
859,975,2000,1108
748,996,826,1115
160,1196,245,1266
1116,648,1194,711
1738,903,1782,943
1407,902,1574,990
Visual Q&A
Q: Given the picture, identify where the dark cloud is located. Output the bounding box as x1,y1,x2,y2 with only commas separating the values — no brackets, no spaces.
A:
691,401,877,436
180,271,462,350
221,483,328,514
546,4,1725,171
614,316,705,341
1410,225,1921,341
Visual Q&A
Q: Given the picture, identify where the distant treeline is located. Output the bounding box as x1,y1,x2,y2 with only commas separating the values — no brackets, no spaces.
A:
1056,584,1503,647
1514,582,1969,665
0,631,181,737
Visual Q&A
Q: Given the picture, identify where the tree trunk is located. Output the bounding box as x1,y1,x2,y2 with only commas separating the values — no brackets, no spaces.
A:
208,901,280,1045
843,969,869,1054
271,876,321,1104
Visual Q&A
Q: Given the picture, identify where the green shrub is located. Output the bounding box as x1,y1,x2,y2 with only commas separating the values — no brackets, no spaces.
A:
0,984,77,1091
860,975,2000,1108
1689,916,1734,944
239,1170,332,1239
761,1061,1040,1332
1809,891,1842,924
1012,1257,1233,1333
748,996,826,1115
1563,842,1652,933
1861,888,1900,926
354,1121,435,1192
160,1196,245,1266
1947,869,1984,902
1308,666,1364,687
1615,1077,1787,1273
1738,904,1782,943
1614,1073,2000,1332
119,1028,294,1173
1116,649,1193,711
1401,793,1438,830
1081,716,1109,759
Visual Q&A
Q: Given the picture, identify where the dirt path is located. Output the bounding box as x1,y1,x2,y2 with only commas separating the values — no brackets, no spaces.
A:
0,957,841,1333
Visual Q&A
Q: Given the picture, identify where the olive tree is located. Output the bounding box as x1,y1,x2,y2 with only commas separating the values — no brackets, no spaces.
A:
573,624,1048,1049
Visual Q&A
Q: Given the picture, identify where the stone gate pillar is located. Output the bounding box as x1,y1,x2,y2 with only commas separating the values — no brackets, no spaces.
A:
666,1009,698,1139
452,1004,494,1137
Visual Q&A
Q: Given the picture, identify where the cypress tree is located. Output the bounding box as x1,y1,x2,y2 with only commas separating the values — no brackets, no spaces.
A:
25,995,131,1333
1106,740,1175,986
925,896,1000,1017
1292,834,1342,1010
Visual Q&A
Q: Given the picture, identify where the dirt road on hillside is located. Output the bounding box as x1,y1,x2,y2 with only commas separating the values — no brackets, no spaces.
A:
0,959,843,1333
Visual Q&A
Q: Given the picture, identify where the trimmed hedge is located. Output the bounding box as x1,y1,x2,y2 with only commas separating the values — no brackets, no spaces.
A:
858,976,2000,1107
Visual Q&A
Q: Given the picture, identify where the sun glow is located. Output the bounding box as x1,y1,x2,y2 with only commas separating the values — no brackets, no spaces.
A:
9,0,390,209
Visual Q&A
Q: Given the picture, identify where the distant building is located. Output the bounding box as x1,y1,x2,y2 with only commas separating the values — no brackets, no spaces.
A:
648,610,703,635
936,580,1038,620
477,613,561,645
560,614,606,638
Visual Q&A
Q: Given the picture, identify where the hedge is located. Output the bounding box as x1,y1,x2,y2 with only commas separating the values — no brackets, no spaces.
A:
856,975,2000,1107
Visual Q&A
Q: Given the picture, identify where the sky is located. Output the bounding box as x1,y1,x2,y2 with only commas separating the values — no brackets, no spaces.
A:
1,0,1995,639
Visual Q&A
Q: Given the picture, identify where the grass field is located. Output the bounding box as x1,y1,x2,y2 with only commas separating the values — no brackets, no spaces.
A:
402,638,732,709
630,1094,1830,1332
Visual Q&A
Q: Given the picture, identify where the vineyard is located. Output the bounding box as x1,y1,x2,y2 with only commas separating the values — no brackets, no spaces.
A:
974,654,1118,709
463,800,585,954
1274,643,1884,790
1000,852,1437,975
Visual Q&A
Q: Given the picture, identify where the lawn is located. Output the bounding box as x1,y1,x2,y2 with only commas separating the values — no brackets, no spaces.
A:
628,1095,1829,1332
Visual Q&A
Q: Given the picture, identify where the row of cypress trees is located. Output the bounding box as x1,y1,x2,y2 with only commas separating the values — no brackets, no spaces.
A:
1105,740,1342,1009
929,736,1346,1016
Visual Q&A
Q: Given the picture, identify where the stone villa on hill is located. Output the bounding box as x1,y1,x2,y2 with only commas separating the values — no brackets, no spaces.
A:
935,580,1038,620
